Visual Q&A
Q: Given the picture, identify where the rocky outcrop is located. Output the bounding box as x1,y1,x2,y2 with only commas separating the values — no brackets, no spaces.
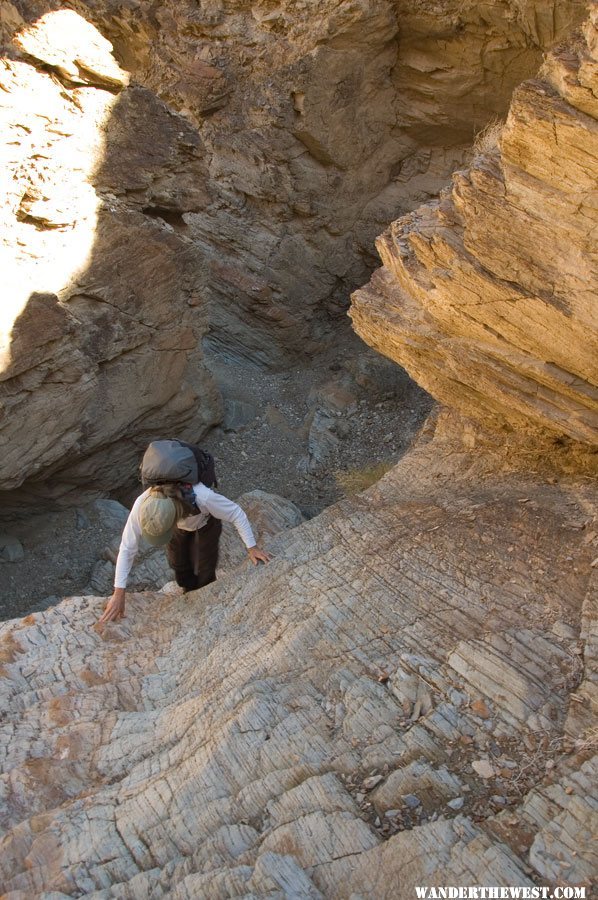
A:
351,7,598,445
0,414,596,896
3,0,586,366
0,9,220,503
80,0,587,366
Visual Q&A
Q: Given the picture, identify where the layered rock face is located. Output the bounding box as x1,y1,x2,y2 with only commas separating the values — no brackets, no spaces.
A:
351,7,598,445
0,417,596,896
0,0,586,500
76,0,586,365
0,9,220,503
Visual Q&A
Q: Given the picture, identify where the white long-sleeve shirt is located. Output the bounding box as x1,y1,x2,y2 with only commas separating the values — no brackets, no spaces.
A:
114,483,256,589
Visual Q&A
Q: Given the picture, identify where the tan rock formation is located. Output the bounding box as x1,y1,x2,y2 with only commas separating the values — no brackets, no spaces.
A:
0,414,596,896
351,7,598,445
0,9,221,502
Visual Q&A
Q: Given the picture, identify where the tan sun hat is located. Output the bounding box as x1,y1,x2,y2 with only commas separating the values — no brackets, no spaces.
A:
139,494,177,546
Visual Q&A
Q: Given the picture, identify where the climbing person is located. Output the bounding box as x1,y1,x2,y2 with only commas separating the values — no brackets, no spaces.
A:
99,439,270,623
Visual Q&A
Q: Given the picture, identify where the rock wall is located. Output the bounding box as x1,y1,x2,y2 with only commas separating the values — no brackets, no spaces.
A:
74,0,586,365
0,414,596,896
0,8,221,503
351,5,598,445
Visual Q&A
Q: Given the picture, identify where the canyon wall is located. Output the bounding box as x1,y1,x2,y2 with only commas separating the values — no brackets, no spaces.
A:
0,7,597,895
0,8,221,504
0,0,586,501
351,5,598,445
35,0,586,365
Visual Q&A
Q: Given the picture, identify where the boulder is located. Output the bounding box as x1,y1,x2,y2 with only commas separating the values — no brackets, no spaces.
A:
0,535,24,563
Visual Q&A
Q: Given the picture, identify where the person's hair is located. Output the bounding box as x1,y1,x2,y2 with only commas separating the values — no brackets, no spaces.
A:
147,484,194,520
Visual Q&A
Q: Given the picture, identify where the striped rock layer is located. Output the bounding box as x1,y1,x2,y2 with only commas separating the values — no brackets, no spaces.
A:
351,8,598,445
1,420,596,897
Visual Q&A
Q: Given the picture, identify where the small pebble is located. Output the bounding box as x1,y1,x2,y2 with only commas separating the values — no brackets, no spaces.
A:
363,775,383,790
472,759,495,779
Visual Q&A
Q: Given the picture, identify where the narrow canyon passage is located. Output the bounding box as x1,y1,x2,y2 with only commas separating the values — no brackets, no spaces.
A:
1,0,585,616
0,3,596,896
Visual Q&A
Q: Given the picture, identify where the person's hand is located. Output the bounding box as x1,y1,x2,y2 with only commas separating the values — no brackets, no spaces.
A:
247,546,271,566
99,588,126,624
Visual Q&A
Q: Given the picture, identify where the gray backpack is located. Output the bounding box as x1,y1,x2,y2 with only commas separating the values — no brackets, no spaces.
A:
140,440,216,488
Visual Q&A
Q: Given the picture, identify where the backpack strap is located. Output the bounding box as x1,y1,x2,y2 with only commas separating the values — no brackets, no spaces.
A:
176,441,217,488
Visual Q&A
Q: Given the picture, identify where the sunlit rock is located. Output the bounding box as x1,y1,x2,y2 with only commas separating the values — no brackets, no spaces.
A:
0,10,220,502
351,9,598,444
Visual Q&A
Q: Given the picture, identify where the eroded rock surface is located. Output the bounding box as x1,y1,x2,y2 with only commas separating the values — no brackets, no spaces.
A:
1,416,596,897
351,7,598,444
0,9,220,503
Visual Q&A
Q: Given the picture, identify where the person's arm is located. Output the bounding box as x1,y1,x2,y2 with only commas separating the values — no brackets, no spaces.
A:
98,495,145,623
196,486,271,565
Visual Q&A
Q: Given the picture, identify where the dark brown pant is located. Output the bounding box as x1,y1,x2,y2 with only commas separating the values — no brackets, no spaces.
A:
166,516,222,592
